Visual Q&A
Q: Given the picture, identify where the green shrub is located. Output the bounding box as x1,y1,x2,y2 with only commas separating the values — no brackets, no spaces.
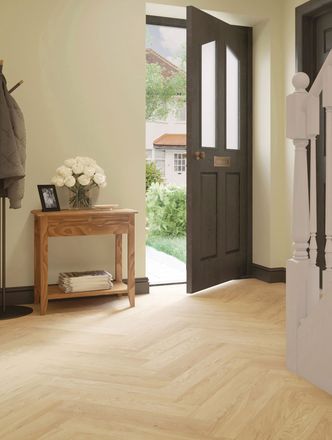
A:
146,162,164,191
146,183,186,236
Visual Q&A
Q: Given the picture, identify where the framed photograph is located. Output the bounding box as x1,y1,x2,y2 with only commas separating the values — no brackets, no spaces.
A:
37,185,60,212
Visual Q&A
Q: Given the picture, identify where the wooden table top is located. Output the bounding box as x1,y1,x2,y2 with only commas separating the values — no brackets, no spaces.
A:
31,208,138,217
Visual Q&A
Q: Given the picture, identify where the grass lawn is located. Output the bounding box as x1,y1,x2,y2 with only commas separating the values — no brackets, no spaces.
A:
146,234,186,263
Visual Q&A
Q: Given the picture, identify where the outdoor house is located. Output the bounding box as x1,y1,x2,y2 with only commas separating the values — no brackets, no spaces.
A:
153,133,186,187
146,48,186,186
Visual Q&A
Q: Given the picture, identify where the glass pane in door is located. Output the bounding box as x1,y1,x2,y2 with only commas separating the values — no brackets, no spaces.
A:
201,41,216,148
226,46,239,150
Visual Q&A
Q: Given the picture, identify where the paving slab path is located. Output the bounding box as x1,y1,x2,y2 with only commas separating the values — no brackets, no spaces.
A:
146,246,186,285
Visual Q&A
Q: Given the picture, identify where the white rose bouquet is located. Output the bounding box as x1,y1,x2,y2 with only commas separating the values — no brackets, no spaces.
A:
52,157,107,208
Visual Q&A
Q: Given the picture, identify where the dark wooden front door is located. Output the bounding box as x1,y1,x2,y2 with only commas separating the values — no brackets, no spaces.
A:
187,7,252,293
297,0,332,281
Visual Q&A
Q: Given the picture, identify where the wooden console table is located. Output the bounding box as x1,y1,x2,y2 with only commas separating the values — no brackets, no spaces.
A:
31,209,137,315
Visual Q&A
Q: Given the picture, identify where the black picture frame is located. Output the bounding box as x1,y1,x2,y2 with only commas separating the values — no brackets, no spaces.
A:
37,185,60,212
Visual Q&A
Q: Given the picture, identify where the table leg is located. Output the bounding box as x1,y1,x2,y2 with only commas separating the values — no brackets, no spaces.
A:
38,217,48,315
115,234,123,297
127,217,135,307
34,217,40,305
115,234,122,282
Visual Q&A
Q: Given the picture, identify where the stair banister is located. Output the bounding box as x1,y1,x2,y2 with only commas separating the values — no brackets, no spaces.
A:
286,49,332,395
323,65,332,294
287,72,310,261
286,72,310,371
307,93,320,310
309,50,332,98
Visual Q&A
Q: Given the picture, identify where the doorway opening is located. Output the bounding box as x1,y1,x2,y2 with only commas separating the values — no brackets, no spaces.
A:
145,16,187,285
145,7,252,292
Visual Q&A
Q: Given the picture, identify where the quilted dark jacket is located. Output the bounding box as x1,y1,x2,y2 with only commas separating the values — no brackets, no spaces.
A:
0,73,26,208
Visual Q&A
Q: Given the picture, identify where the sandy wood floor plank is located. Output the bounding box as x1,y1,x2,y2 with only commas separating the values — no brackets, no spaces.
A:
0,280,332,439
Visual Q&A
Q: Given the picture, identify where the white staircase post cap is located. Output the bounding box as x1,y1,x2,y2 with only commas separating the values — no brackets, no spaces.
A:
292,72,310,92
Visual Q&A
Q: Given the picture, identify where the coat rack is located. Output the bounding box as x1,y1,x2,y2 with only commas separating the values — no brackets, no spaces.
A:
0,59,32,320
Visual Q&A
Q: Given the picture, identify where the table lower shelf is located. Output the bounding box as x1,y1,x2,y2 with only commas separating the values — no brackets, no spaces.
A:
47,281,128,300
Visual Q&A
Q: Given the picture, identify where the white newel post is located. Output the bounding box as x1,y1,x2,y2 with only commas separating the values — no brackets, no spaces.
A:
323,65,332,295
307,94,320,310
286,72,310,371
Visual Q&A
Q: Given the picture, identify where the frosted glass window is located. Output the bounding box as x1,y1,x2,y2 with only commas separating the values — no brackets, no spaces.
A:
201,41,216,148
226,47,239,150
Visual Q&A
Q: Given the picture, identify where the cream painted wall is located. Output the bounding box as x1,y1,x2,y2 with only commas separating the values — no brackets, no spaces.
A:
0,0,146,286
0,0,294,289
252,20,272,266
284,0,308,89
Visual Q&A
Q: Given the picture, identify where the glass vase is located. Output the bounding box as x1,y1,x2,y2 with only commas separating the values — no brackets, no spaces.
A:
68,185,91,209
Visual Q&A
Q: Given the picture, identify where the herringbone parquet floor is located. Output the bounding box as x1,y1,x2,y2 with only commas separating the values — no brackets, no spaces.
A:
1,279,332,439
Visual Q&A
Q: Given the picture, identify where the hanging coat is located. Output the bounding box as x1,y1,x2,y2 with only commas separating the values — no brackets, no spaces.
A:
0,72,26,209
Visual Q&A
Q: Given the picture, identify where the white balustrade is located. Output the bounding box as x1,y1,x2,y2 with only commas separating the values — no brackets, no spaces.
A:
286,72,310,371
309,136,318,265
287,73,310,261
286,51,332,395
323,66,332,295
307,94,320,310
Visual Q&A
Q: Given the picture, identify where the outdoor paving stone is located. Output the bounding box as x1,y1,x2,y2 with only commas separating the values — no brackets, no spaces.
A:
146,246,186,284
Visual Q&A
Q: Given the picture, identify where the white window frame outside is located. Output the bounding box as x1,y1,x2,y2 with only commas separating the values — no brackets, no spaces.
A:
174,153,186,173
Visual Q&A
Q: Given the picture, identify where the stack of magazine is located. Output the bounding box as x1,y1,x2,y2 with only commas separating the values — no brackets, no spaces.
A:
58,270,113,293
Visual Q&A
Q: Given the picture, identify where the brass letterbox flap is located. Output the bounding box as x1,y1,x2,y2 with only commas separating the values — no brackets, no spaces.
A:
214,156,231,167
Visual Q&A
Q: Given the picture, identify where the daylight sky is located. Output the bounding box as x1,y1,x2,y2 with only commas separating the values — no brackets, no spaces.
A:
146,24,186,68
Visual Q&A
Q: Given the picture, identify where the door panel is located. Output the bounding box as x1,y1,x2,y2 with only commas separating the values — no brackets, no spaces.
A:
226,172,240,253
200,173,218,259
187,6,252,293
